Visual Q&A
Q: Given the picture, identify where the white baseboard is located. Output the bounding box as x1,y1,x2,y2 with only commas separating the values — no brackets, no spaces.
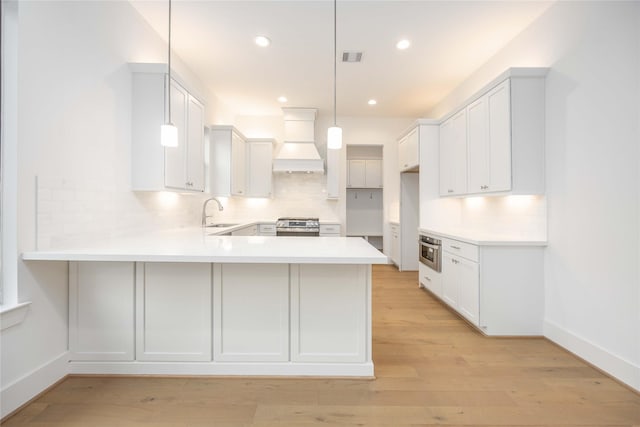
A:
544,320,640,391
70,361,374,377
1,352,69,419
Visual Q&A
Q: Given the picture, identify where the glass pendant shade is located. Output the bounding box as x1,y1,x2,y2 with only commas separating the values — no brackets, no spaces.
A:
161,123,178,147
327,126,342,150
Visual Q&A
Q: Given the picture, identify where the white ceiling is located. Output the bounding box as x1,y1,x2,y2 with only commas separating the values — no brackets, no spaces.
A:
130,0,553,118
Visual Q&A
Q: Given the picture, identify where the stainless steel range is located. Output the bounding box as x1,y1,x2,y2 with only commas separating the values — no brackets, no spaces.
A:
275,217,320,236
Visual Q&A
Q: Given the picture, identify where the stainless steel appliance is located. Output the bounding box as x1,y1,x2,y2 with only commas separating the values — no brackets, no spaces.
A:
419,234,442,272
275,217,320,236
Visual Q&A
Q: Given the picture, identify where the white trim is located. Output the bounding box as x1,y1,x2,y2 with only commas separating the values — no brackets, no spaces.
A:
0,352,69,419
0,301,31,331
68,361,374,377
544,320,640,391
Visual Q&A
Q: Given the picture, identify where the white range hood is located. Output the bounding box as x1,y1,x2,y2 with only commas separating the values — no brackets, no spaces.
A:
273,108,324,173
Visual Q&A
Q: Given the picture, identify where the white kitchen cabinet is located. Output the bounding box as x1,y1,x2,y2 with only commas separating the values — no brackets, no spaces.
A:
213,264,289,362
208,125,247,197
435,234,544,335
418,263,442,298
245,139,273,198
291,264,368,362
439,69,547,197
69,262,135,361
398,127,419,172
320,223,341,237
467,79,511,194
439,109,468,196
347,159,382,188
131,64,205,192
390,223,400,266
259,223,277,236
136,262,212,362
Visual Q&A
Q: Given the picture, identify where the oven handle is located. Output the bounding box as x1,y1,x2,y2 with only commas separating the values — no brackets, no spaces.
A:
420,241,441,250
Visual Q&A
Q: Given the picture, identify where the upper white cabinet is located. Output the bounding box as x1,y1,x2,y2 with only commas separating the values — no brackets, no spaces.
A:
347,159,382,188
439,68,547,197
326,147,340,199
209,126,246,197
398,128,419,172
131,64,206,192
439,110,468,196
245,139,273,198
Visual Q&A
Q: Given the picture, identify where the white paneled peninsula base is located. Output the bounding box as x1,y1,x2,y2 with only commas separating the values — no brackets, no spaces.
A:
23,231,387,377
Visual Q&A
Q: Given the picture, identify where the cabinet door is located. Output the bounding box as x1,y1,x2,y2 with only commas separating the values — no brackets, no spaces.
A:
347,159,366,188
136,263,212,362
186,95,205,191
467,96,489,194
164,79,188,190
246,142,273,197
365,159,383,188
439,118,454,196
390,225,400,266
451,109,468,195
399,128,418,171
457,256,480,326
487,79,512,192
441,252,458,308
291,264,367,362
231,131,246,196
213,264,289,362
69,262,135,361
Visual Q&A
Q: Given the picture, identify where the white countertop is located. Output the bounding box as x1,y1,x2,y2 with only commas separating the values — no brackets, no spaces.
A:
419,228,547,246
22,228,387,264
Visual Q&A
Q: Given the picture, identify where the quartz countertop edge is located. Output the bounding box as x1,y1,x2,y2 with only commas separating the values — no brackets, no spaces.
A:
419,228,548,246
22,230,387,264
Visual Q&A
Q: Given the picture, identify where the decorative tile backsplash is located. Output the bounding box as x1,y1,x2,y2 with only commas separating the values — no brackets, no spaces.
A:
36,173,340,249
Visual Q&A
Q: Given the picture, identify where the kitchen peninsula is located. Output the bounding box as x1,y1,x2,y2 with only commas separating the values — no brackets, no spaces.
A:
22,229,387,377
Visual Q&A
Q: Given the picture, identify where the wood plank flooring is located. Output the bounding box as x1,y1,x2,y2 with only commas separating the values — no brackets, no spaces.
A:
4,265,639,426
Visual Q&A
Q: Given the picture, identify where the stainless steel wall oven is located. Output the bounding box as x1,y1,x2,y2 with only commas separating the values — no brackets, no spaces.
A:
419,234,442,272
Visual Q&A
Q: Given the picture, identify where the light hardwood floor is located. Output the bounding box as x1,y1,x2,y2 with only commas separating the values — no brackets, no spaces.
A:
4,265,640,426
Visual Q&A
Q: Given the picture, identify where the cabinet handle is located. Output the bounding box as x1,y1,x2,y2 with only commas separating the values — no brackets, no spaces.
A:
451,245,461,250
447,189,454,193
404,163,408,167
424,276,431,282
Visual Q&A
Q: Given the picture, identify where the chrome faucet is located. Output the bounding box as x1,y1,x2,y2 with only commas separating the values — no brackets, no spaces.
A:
201,197,224,227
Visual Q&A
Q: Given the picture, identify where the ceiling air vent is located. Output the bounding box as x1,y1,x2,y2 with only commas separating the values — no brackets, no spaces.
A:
342,51,363,63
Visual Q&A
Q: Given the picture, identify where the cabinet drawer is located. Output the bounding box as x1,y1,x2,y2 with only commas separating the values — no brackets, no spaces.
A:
320,224,341,235
419,263,442,298
442,238,478,262
259,223,276,235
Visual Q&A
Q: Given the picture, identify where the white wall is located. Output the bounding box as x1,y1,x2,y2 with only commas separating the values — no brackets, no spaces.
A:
1,0,221,417
427,1,640,390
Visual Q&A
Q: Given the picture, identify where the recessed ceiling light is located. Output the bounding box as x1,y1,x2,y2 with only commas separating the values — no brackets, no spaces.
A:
255,35,271,47
277,96,288,103
368,99,377,106
396,39,411,50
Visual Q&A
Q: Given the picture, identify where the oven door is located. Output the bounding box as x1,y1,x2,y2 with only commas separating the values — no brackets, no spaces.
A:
419,240,441,272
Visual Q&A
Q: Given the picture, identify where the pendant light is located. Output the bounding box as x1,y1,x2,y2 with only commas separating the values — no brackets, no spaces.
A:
327,0,342,150
160,0,178,147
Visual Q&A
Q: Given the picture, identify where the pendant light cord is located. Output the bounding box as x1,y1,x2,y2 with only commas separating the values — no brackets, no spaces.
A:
167,0,172,124
333,0,337,126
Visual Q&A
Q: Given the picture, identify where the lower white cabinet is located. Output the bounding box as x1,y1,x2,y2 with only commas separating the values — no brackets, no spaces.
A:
291,264,367,362
69,262,135,361
435,235,544,336
442,251,479,326
214,264,289,361
390,223,400,266
418,263,442,298
136,262,212,361
320,223,341,236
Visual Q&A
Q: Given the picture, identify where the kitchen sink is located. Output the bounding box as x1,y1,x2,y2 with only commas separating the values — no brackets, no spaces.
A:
205,223,238,228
